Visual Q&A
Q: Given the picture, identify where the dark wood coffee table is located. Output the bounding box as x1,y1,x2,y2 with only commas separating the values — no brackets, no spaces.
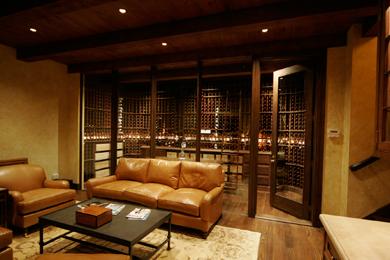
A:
39,198,171,258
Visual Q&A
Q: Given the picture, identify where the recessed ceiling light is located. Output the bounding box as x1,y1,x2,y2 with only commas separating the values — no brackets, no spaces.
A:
29,28,37,32
119,8,127,14
161,42,168,46
261,28,269,33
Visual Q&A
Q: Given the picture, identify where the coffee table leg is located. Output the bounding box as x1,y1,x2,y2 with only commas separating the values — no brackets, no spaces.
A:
39,224,44,254
128,245,132,256
167,217,171,250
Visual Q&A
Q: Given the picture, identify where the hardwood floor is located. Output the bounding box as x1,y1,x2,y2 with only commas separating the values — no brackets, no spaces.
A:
76,189,324,259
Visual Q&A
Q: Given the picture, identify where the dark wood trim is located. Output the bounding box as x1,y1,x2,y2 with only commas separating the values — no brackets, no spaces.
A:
0,158,28,167
79,73,85,188
110,70,119,174
196,61,202,162
18,1,374,61
68,34,346,73
248,57,261,217
150,66,157,158
311,55,326,227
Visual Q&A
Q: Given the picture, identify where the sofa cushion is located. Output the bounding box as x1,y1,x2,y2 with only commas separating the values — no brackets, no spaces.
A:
115,158,150,182
178,161,223,191
123,183,174,208
93,180,142,200
147,159,180,188
158,188,207,217
18,188,76,214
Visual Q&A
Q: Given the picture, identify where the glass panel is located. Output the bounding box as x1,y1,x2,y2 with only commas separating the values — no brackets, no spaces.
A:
275,72,305,204
118,82,151,158
155,80,197,160
83,79,112,185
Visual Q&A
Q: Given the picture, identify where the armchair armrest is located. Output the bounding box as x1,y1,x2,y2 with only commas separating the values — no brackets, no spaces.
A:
86,175,117,199
8,190,23,226
44,180,70,189
200,185,224,222
8,190,24,203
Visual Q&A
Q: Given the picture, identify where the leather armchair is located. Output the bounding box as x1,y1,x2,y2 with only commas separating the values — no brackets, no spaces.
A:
0,226,12,260
0,164,76,229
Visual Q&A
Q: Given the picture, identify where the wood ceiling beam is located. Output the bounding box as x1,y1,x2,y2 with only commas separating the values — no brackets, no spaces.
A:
68,34,346,73
1,0,114,18
18,1,376,61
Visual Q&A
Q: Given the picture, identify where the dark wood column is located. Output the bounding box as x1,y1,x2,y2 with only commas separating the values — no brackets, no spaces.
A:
110,70,119,174
150,66,157,158
248,57,261,217
196,60,203,162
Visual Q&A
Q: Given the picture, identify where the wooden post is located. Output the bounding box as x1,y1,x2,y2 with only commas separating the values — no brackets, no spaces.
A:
196,60,202,162
248,57,261,217
150,66,157,158
110,70,119,174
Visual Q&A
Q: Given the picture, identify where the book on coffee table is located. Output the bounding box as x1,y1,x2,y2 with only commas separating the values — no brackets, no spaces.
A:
126,208,151,220
105,203,126,215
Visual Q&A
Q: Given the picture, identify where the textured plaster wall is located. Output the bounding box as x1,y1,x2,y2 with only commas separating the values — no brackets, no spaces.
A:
323,25,390,217
0,44,80,182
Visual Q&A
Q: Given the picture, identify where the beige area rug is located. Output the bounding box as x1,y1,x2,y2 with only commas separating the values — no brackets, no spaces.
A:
11,225,261,259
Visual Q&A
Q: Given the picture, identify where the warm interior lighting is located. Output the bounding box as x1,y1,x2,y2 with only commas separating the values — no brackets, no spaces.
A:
161,42,168,46
261,28,269,33
29,28,37,32
119,8,127,14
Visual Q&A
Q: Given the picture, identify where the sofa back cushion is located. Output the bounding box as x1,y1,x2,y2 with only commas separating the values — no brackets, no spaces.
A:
179,161,223,192
115,158,150,182
147,159,181,188
0,164,46,192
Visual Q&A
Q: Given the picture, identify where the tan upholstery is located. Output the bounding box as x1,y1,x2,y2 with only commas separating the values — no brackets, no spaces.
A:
86,158,223,233
158,188,206,216
0,227,13,260
93,180,142,200
147,159,181,188
36,253,131,260
0,164,76,229
115,158,150,182
179,161,223,191
123,183,174,208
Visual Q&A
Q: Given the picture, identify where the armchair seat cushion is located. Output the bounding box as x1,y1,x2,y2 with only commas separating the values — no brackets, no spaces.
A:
18,188,76,214
158,188,206,217
93,180,142,201
0,227,12,250
123,183,174,208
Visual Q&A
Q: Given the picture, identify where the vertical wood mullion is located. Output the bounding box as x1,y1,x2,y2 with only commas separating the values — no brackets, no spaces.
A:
150,66,157,158
110,70,119,174
249,57,261,217
196,61,202,162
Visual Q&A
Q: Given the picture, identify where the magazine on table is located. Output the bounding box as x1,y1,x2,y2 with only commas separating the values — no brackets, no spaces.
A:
105,203,126,215
126,208,151,220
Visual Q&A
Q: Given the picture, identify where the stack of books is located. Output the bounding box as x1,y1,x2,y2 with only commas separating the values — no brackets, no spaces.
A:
126,208,151,220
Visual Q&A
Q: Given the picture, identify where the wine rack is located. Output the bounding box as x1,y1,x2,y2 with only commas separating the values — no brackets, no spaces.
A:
118,83,151,157
259,84,273,152
83,83,112,183
276,72,306,193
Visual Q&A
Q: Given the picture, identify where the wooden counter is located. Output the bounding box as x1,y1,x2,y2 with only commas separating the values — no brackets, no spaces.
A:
320,214,390,260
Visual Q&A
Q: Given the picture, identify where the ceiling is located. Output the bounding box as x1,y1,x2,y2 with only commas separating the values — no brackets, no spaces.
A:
0,0,379,74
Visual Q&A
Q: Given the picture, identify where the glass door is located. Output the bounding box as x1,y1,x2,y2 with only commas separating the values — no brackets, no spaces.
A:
270,65,313,219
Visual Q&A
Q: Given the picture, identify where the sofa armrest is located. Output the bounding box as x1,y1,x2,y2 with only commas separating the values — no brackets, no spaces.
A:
200,185,224,222
44,180,69,189
85,175,117,199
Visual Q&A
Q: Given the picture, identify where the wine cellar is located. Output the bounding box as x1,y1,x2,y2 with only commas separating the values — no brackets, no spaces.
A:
82,65,315,218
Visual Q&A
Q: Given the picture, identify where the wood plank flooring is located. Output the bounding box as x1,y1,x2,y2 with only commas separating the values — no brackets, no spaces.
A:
76,189,324,259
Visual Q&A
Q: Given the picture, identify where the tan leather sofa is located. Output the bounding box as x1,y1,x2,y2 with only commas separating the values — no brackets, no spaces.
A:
0,226,12,260
86,158,224,233
0,164,76,229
